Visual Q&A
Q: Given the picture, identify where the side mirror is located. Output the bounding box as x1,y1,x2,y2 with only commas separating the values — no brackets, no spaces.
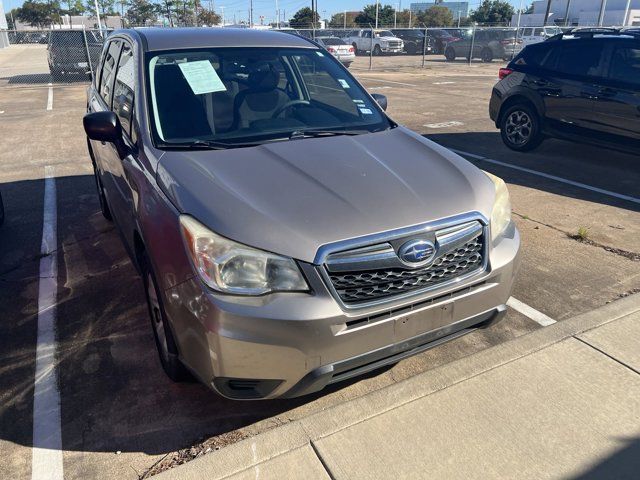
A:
83,111,129,160
371,93,388,111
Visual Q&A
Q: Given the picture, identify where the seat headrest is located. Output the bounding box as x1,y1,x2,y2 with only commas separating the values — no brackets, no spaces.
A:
247,63,279,92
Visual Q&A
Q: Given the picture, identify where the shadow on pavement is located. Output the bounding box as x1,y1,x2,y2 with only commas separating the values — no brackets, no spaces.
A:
570,436,640,479
426,131,640,213
0,174,394,457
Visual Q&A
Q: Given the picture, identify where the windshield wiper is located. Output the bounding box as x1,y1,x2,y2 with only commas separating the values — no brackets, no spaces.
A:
288,129,369,139
160,139,257,150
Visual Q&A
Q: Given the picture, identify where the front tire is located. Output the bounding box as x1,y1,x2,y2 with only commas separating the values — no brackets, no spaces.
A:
444,46,456,61
500,104,543,152
141,252,190,382
481,48,493,63
373,44,382,56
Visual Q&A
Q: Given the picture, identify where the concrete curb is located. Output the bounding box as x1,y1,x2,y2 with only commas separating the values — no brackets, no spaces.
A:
154,293,640,479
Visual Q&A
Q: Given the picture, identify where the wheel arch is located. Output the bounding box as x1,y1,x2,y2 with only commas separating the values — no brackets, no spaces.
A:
496,91,544,128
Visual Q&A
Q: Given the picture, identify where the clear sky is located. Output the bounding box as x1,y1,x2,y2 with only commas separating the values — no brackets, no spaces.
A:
3,0,527,26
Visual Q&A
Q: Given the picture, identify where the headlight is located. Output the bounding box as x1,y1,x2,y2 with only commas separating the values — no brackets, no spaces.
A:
179,216,308,295
485,172,512,241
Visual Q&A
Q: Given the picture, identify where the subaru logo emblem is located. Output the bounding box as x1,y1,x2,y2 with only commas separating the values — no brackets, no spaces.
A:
398,239,436,266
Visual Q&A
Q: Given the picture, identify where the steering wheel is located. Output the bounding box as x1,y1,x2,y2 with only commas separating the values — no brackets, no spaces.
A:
271,100,311,119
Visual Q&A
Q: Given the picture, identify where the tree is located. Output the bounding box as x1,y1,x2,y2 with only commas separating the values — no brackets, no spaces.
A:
354,4,395,27
394,9,412,27
416,5,453,27
524,4,534,14
84,0,117,18
470,0,514,25
125,0,156,25
197,3,220,26
15,1,61,28
289,7,319,29
6,10,18,28
328,11,358,28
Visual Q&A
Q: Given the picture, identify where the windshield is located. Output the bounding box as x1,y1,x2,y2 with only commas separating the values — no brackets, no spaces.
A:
147,47,390,147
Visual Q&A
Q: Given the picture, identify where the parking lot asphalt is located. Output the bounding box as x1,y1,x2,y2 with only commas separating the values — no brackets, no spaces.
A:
0,52,639,479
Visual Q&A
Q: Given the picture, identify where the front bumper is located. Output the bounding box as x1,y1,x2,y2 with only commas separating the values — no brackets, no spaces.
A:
163,224,520,400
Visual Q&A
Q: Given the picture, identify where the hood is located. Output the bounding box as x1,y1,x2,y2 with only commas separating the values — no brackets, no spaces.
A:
156,127,495,264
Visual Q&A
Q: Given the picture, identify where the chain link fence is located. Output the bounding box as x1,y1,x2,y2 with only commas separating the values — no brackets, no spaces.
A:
0,29,108,87
0,24,620,87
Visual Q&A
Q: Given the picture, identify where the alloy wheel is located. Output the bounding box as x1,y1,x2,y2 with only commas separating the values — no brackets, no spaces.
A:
505,110,532,146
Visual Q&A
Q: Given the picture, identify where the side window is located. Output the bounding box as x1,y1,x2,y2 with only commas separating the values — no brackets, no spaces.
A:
533,28,543,36
555,42,605,77
608,46,640,86
524,28,533,36
113,43,135,137
99,40,122,106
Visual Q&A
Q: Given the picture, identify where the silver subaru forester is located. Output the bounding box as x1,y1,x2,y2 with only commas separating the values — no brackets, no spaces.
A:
83,28,520,399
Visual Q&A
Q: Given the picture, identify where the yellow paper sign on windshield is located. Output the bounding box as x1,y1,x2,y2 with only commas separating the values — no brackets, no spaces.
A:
178,60,227,95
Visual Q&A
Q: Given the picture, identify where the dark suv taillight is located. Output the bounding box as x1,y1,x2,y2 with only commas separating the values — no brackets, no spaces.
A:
498,68,513,80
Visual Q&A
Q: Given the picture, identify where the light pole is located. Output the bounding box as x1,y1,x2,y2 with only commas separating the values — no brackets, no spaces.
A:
597,0,608,26
94,0,103,33
343,10,346,29
623,0,631,26
220,5,225,26
394,3,397,28
375,0,379,28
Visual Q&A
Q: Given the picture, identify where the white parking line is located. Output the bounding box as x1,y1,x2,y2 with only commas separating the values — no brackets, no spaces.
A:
433,81,456,85
32,166,63,480
361,77,418,87
46,84,53,111
507,297,557,327
451,149,640,205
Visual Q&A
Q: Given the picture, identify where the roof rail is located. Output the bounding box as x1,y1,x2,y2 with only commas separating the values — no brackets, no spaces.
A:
546,27,640,41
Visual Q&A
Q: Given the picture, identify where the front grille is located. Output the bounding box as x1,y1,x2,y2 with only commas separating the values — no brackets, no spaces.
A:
326,233,484,305
387,40,402,48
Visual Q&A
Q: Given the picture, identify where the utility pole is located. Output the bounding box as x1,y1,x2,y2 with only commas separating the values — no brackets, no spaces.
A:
597,0,607,26
249,0,253,26
563,0,572,26
275,0,279,28
221,5,225,26
394,3,397,28
543,0,551,25
375,0,379,28
94,0,103,33
408,9,411,27
623,0,631,26
343,10,346,29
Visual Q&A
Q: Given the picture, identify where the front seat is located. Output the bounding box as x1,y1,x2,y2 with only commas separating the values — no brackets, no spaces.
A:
232,63,290,129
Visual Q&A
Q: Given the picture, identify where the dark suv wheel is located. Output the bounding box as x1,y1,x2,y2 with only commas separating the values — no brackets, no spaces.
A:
500,104,543,151
481,48,493,63
444,46,456,61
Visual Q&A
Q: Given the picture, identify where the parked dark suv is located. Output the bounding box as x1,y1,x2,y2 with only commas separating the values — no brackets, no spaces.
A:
490,30,640,152
445,28,522,62
390,29,433,55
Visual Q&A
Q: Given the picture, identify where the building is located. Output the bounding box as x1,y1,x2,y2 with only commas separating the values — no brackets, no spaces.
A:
511,0,640,26
410,1,469,19
0,0,9,49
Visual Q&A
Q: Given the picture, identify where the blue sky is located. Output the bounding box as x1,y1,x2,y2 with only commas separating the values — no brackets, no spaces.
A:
3,0,526,25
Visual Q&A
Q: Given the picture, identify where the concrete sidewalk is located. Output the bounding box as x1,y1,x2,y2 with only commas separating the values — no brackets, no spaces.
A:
156,294,640,480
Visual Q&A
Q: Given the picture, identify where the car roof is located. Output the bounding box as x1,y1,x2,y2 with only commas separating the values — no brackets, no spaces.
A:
119,27,316,52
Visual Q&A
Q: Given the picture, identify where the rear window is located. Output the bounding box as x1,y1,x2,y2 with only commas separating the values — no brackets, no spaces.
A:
608,46,640,85
321,38,345,46
555,42,605,77
512,44,553,67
